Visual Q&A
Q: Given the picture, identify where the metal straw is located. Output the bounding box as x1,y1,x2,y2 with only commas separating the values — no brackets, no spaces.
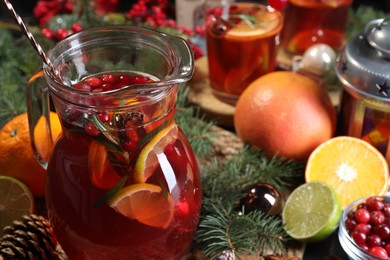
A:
2,0,61,80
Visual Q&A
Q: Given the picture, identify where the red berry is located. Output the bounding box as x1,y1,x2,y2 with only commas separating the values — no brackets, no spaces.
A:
383,204,390,217
345,218,357,231
73,83,92,91
85,77,103,88
71,23,83,33
384,243,390,255
355,208,371,224
55,28,69,40
102,74,117,84
122,139,138,151
353,223,371,235
351,230,366,245
373,224,390,240
41,27,53,39
368,246,388,259
370,211,385,225
84,122,100,136
367,198,384,211
267,0,289,11
98,113,111,123
366,234,382,248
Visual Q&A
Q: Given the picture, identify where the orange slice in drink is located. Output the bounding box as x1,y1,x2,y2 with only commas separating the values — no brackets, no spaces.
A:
225,5,283,40
305,136,389,209
108,183,174,228
134,123,178,183
88,140,121,190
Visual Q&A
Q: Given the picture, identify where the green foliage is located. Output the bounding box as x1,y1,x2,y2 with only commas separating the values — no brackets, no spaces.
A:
347,5,388,39
195,146,303,258
0,25,50,126
196,199,289,259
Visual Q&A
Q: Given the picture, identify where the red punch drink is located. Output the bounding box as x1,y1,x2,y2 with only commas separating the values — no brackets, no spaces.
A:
206,3,283,105
281,0,352,55
26,26,199,260
45,72,202,259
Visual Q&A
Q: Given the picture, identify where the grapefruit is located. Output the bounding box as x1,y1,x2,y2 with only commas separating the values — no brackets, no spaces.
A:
234,71,336,162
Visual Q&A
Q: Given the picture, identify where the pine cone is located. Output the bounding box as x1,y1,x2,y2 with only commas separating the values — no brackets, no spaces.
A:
0,214,67,260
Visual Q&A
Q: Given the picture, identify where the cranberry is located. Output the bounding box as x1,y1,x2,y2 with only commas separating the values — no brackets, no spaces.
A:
351,230,367,245
101,83,113,91
370,211,385,225
102,74,117,84
355,208,371,224
383,204,390,217
345,218,357,231
384,243,390,255
122,139,138,151
368,246,389,259
73,83,92,91
367,198,384,211
85,77,103,88
84,122,100,136
357,203,368,210
374,224,390,240
354,223,371,235
366,234,382,248
98,113,111,123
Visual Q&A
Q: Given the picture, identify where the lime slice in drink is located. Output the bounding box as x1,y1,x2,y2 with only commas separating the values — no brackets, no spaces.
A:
0,176,35,236
134,123,178,183
108,183,174,229
282,181,342,243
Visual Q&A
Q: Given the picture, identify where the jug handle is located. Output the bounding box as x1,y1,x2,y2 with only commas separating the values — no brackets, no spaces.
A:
26,68,54,170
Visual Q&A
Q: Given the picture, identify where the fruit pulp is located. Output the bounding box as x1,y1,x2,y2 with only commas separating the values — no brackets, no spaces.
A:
281,0,352,55
206,3,283,104
45,72,202,259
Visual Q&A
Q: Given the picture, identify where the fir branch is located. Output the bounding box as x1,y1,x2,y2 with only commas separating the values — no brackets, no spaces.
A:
175,86,215,158
196,197,289,259
202,145,304,199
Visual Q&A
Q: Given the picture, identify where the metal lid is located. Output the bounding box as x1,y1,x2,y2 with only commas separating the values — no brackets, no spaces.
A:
336,19,390,104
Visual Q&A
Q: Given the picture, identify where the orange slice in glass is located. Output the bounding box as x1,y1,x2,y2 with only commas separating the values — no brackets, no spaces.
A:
108,183,174,228
305,136,389,209
226,4,283,40
134,123,178,183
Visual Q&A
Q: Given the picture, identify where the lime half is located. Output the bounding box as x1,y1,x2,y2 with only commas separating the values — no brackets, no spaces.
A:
282,181,341,243
0,176,35,236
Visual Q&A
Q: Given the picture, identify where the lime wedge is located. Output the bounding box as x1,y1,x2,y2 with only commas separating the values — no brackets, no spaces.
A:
134,123,178,183
282,181,341,243
0,176,35,236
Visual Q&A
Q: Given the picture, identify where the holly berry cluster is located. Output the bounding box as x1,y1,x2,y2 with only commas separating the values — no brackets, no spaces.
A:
345,196,390,259
34,0,204,58
41,22,82,41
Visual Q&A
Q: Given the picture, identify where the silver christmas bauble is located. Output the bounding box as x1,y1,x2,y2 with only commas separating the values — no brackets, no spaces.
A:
301,44,337,81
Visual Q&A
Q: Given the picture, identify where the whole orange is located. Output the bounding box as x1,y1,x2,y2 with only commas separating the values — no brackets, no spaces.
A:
0,112,61,197
234,71,336,162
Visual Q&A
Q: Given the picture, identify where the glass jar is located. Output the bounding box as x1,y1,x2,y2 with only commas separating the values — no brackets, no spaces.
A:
338,196,390,260
27,25,201,259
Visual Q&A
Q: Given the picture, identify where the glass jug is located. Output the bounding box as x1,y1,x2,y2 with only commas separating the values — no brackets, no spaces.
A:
26,25,201,259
